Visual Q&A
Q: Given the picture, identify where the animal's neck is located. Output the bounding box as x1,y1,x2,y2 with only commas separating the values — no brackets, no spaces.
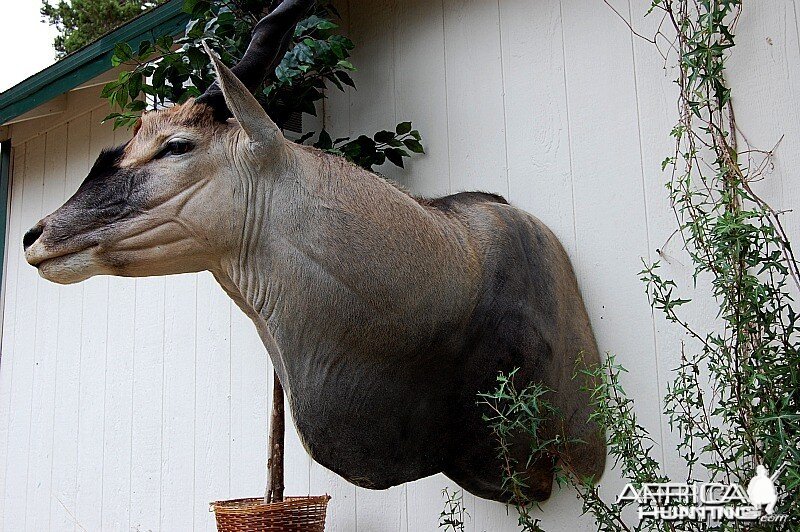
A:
215,144,479,384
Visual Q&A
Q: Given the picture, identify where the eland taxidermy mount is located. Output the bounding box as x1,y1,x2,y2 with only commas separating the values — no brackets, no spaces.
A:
23,0,605,503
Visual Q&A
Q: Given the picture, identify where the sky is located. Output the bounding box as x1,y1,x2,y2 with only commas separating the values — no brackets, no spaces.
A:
0,0,59,92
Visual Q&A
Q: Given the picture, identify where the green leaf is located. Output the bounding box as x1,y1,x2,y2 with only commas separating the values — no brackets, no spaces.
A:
128,73,143,100
403,139,425,154
183,0,200,14
137,40,153,58
127,100,147,112
374,130,395,144
315,20,337,31
100,81,117,98
296,131,315,144
334,71,355,89
315,130,333,150
385,148,406,168
113,42,133,65
396,121,412,135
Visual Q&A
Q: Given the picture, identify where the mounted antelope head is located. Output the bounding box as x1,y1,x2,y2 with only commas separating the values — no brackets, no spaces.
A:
24,0,605,503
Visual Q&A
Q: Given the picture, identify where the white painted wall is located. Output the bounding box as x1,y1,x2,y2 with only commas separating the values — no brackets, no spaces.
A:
1,1,798,531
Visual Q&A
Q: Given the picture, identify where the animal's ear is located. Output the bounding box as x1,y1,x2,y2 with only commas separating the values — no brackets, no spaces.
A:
202,41,282,146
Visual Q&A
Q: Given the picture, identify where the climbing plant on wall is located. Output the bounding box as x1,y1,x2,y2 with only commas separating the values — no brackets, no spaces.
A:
475,2,799,531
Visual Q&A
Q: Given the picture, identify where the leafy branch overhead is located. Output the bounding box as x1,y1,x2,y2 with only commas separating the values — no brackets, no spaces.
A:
101,0,424,172
307,121,424,171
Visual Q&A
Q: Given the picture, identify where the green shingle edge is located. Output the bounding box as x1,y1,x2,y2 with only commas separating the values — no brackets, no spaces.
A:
0,0,189,125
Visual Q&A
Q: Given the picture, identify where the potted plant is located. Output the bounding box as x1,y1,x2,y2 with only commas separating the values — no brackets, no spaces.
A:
210,372,331,532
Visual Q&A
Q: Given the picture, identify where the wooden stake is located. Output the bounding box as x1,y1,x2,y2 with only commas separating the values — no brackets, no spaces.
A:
264,370,285,503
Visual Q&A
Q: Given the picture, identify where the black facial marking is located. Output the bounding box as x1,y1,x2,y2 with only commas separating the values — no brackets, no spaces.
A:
45,142,147,248
85,144,127,183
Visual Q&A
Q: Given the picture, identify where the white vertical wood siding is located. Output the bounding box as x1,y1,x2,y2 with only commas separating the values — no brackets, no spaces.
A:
1,1,798,530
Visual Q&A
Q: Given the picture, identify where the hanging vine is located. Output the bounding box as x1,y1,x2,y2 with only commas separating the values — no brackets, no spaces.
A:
476,1,799,530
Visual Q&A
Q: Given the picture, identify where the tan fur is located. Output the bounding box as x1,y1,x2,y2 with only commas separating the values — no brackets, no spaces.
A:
122,101,225,165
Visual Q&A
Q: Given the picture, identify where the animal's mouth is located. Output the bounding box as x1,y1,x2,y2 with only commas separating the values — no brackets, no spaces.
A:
31,250,82,268
25,240,100,285
25,242,96,268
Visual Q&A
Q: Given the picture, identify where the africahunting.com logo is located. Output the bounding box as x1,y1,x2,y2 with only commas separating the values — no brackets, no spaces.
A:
618,463,789,524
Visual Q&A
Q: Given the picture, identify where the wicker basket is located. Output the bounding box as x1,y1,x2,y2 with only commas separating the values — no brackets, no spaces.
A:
211,495,331,532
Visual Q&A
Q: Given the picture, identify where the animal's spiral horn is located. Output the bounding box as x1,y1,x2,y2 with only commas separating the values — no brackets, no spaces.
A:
196,0,316,118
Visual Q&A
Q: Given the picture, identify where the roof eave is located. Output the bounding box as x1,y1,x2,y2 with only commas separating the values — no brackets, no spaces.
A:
0,0,188,126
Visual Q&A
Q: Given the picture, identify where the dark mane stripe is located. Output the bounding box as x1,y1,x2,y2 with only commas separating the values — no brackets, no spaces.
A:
417,191,509,213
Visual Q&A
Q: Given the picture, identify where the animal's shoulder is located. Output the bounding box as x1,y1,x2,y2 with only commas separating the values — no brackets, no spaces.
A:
416,191,509,213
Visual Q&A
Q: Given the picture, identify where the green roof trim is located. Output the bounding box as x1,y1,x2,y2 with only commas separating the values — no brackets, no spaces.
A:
0,0,189,125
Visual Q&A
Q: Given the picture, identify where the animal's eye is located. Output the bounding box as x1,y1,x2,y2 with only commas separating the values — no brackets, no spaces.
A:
156,139,194,159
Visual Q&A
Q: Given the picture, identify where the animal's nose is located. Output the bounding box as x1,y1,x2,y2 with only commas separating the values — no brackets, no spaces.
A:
23,224,43,251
